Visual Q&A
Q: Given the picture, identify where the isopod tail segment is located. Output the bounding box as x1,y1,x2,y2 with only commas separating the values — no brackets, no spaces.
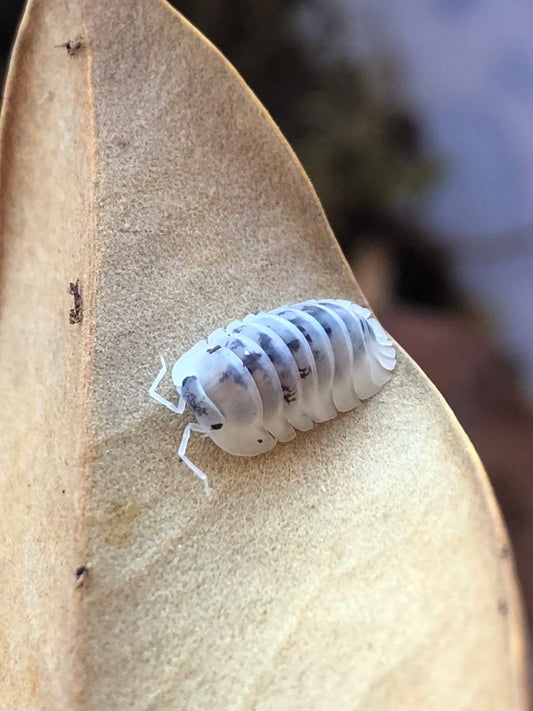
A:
149,299,396,496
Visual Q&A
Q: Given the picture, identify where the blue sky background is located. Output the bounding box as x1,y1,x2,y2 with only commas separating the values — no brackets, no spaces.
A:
335,0,533,397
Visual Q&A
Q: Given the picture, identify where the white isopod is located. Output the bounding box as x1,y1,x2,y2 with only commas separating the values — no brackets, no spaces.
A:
149,299,396,494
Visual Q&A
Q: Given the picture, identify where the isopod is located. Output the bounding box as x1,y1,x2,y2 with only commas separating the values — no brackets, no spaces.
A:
149,299,396,494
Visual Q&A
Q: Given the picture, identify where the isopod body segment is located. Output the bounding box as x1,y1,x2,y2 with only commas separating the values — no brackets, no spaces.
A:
149,299,396,493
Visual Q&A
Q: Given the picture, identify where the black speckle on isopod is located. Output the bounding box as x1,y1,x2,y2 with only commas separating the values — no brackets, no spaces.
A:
219,364,246,386
181,376,209,417
299,328,313,344
242,351,262,373
258,332,272,350
282,384,297,403
286,338,300,353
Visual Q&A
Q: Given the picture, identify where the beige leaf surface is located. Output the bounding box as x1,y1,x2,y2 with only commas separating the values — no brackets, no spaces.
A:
0,1,528,709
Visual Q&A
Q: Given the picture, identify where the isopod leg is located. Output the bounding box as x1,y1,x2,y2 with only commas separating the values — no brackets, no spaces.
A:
149,355,182,415
178,422,212,497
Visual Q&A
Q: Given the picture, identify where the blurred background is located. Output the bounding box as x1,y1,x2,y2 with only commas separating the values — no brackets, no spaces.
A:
2,0,532,655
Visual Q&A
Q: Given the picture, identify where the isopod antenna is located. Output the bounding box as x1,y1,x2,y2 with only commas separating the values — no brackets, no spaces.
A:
178,423,212,497
149,356,212,495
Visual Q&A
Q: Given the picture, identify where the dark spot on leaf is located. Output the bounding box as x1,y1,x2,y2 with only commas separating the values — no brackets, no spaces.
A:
211,423,223,430
68,280,82,324
497,599,508,616
57,36,83,56
75,565,88,588
207,345,221,354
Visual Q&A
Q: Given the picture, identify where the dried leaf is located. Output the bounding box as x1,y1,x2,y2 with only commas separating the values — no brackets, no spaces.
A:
0,1,528,708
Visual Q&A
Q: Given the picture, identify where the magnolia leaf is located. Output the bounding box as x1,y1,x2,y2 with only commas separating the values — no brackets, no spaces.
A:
0,1,528,709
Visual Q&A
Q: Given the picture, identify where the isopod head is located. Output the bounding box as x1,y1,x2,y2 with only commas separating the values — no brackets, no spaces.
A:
171,337,277,457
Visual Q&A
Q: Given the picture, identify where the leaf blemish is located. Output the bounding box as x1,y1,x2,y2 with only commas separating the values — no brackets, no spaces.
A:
56,36,84,56
68,280,83,324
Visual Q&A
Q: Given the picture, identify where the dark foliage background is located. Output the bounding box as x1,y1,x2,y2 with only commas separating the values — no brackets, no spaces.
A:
173,0,458,310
